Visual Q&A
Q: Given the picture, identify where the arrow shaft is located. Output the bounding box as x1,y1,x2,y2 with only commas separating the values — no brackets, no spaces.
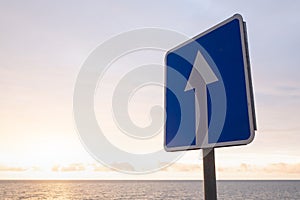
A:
194,75,208,147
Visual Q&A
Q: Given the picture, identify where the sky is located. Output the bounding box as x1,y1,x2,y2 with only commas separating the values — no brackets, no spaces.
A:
0,0,300,180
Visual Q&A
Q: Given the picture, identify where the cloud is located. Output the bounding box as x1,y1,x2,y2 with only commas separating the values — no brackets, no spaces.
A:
52,163,85,172
51,165,59,172
0,165,27,172
218,162,300,175
160,162,300,177
160,162,202,172
91,164,110,172
50,162,136,172
109,162,135,171
218,163,254,173
263,163,300,174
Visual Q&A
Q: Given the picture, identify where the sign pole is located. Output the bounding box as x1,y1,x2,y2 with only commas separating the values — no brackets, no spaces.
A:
203,148,217,200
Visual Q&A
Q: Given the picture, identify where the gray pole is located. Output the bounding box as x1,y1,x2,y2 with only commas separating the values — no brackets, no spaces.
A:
203,148,217,200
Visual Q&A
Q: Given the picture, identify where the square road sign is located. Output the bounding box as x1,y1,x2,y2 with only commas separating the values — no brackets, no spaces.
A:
164,14,257,151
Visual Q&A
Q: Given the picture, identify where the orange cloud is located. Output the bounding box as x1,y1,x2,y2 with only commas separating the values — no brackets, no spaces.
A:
110,162,135,171
0,165,27,172
160,162,202,172
160,162,300,178
52,163,86,172
91,164,110,172
217,162,300,177
263,163,300,174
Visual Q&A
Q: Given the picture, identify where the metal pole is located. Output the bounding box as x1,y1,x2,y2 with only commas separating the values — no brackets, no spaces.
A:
203,148,217,200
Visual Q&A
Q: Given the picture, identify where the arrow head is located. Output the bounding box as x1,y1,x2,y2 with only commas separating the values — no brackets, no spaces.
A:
185,51,218,91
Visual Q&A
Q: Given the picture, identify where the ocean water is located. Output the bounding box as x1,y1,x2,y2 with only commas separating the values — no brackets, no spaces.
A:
0,180,299,200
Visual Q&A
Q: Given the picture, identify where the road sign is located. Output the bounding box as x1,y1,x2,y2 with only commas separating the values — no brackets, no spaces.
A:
164,14,256,151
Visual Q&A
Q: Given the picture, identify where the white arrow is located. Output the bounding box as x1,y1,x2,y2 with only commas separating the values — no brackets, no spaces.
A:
185,51,218,147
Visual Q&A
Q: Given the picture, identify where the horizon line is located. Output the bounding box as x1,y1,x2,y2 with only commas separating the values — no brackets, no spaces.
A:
0,179,299,181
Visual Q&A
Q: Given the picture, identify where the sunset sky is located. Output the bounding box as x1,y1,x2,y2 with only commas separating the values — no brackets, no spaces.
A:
0,0,300,180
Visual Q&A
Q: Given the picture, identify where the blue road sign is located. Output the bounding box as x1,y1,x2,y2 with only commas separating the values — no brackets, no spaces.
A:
164,14,256,151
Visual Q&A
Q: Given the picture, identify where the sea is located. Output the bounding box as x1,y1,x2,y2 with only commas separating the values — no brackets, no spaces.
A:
0,180,299,200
